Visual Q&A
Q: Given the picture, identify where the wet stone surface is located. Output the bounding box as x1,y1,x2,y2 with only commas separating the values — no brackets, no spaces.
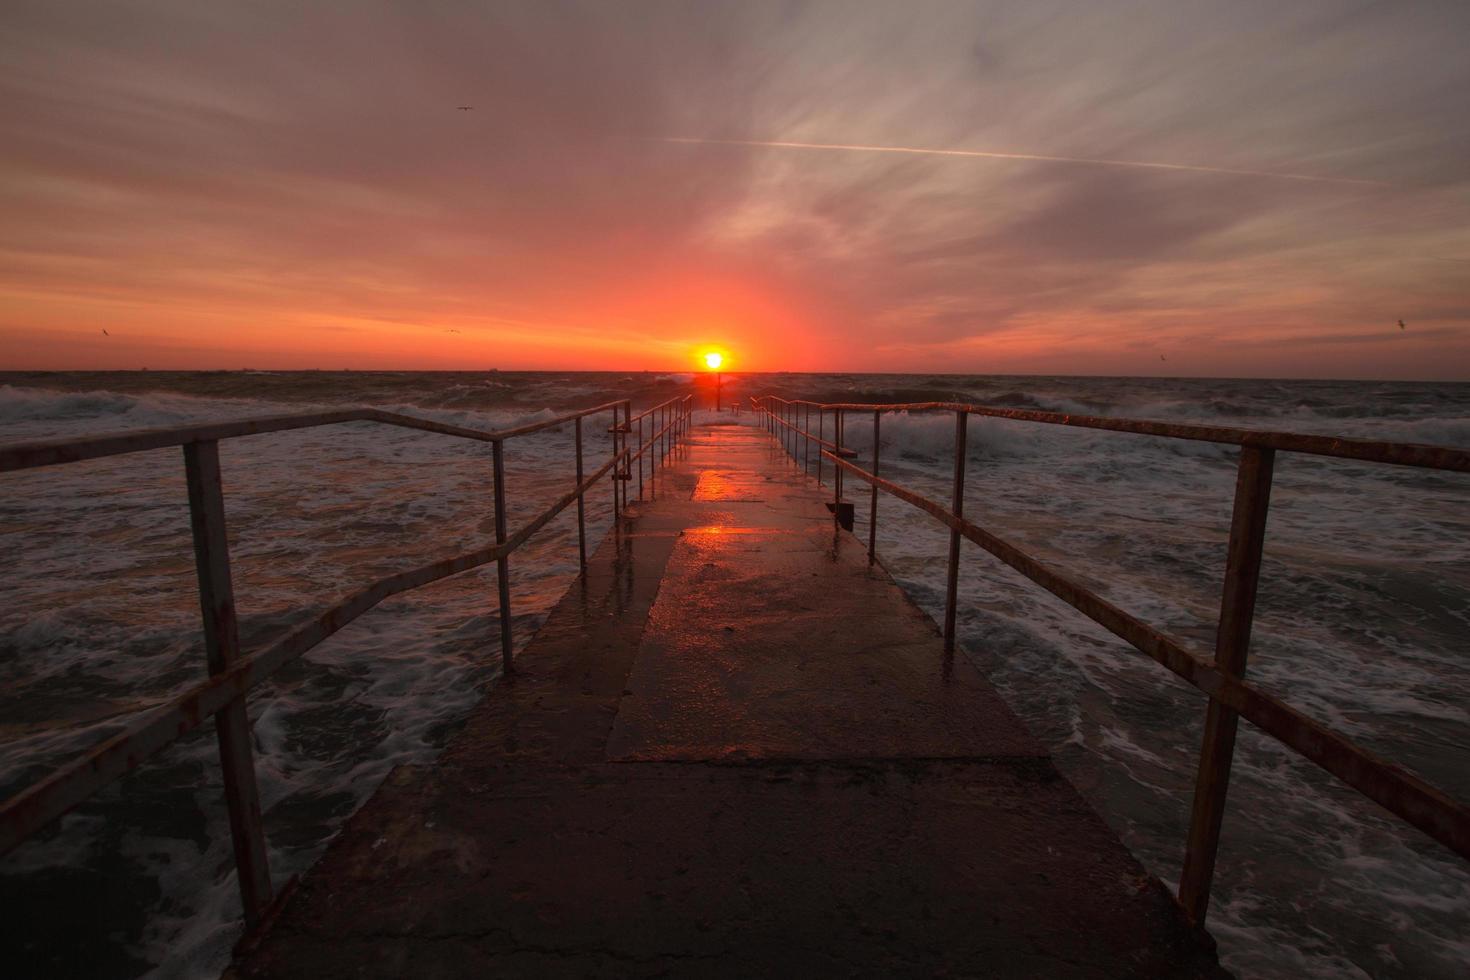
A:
231,424,1228,979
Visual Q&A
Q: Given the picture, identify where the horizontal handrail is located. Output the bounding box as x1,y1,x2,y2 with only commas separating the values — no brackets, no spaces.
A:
757,392,1468,932
627,415,683,466
627,394,689,425
825,449,1470,859
626,395,692,464
0,401,627,474
0,391,696,935
0,449,618,855
761,396,1470,472
765,406,857,458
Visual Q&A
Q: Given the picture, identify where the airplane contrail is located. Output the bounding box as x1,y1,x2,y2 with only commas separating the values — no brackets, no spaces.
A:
659,137,1386,187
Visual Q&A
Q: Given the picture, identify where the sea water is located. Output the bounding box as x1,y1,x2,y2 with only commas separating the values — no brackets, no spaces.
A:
0,371,1465,978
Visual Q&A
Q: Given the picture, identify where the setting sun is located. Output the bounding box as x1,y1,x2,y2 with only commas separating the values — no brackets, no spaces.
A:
703,351,724,370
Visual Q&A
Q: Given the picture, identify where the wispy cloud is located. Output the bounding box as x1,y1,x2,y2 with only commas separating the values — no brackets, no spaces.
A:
1,0,1467,376
659,137,1389,187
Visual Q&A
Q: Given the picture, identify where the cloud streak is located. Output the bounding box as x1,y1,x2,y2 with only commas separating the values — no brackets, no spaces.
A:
1,0,1467,377
659,137,1389,187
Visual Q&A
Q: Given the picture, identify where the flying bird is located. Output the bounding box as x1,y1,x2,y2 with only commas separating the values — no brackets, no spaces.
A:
1398,319,1406,330
1159,354,1166,361
457,105,473,111
101,329,109,336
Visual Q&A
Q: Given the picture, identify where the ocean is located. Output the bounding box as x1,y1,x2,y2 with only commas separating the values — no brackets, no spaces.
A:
0,371,1466,978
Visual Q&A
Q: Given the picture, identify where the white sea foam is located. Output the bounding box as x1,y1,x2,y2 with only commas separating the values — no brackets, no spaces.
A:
1,374,1467,979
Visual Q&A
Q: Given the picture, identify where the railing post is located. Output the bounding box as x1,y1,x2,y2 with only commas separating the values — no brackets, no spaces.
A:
1178,445,1275,925
637,415,644,500
834,409,845,507
574,417,587,570
804,404,811,475
869,410,880,566
817,409,824,486
621,400,632,513
611,405,622,523
183,439,273,929
943,410,968,653
491,439,514,675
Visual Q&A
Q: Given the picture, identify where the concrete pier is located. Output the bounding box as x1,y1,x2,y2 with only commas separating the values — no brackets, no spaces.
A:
232,424,1226,978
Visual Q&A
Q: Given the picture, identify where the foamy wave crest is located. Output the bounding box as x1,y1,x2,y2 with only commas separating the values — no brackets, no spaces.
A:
0,386,587,446
0,385,282,431
0,386,145,423
1128,397,1278,421
1351,416,1470,448
976,390,1105,416
833,410,1060,461
371,403,580,440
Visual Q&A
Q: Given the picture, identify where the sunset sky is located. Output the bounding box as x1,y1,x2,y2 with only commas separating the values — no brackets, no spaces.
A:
2,1,1468,378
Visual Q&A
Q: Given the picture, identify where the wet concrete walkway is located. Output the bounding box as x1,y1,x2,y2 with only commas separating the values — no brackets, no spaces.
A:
232,424,1226,978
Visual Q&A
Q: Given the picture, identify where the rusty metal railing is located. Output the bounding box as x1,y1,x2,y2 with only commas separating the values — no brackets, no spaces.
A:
756,394,1469,928
0,393,692,931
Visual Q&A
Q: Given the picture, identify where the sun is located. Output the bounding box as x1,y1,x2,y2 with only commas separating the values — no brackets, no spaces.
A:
703,351,724,370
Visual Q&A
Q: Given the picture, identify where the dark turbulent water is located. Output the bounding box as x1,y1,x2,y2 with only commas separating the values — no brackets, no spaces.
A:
1,371,1466,978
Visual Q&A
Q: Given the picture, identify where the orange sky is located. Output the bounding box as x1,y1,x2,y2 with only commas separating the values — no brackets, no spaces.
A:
2,2,1468,379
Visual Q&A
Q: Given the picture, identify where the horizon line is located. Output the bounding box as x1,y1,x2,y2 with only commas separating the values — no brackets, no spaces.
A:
3,367,1464,384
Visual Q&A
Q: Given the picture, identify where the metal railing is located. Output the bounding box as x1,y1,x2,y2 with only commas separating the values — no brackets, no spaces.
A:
0,394,692,929
755,394,1469,927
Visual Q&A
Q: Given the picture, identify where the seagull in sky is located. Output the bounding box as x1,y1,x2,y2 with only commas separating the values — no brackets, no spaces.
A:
457,105,473,111
102,328,109,336
1398,319,1406,330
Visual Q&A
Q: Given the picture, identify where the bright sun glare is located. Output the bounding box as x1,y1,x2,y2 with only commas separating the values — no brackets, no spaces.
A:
703,351,724,370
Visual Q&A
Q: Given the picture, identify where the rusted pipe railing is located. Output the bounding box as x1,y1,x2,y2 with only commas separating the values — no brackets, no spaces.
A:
574,416,587,568
1178,443,1275,922
491,438,514,675
626,395,693,501
0,394,695,933
943,410,967,653
867,410,879,566
183,439,272,927
755,395,1470,930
